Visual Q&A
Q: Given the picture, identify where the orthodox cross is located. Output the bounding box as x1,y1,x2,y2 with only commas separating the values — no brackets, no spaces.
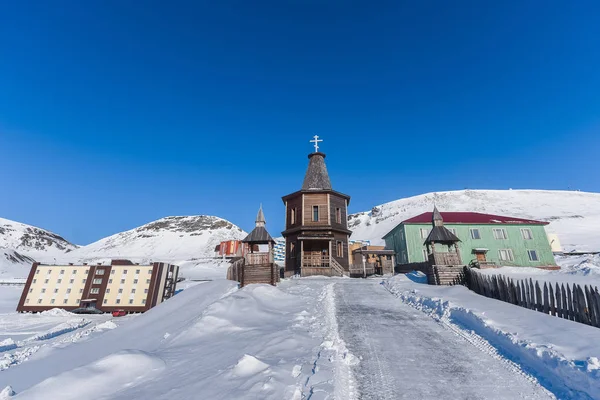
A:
310,135,323,152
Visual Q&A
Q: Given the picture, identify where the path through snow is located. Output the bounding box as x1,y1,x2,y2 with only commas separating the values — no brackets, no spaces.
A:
334,279,553,399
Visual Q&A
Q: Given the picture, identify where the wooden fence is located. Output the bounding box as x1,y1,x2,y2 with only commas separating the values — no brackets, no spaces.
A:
463,267,600,329
226,257,279,287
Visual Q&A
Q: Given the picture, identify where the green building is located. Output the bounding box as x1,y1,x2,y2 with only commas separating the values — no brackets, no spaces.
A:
383,209,557,268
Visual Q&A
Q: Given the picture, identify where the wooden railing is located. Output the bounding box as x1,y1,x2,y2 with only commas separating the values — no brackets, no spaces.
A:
302,255,330,268
330,257,345,277
245,252,271,265
429,252,462,266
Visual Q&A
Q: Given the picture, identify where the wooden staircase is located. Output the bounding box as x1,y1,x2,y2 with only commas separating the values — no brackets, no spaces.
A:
330,257,346,277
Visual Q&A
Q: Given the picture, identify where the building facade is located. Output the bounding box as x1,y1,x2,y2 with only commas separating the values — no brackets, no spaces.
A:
281,139,352,277
383,211,557,268
17,259,178,313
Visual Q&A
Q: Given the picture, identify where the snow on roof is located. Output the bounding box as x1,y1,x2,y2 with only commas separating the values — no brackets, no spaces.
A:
402,212,548,225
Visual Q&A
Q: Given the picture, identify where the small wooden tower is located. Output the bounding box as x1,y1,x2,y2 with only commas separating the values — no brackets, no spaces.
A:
424,206,462,266
281,136,351,277
240,205,278,286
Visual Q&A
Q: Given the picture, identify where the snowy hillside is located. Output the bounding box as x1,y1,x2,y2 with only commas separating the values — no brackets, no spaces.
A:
349,190,600,252
65,215,246,265
0,217,77,259
0,218,77,278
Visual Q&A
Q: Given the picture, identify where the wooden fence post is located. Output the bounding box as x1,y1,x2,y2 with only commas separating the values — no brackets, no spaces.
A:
543,282,550,315
549,283,556,316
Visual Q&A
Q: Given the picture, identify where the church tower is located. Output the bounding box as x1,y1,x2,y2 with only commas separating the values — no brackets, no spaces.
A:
281,136,351,277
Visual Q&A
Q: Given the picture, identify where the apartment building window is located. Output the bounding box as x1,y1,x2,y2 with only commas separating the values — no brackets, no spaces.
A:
106,289,110,293
129,299,134,304
90,288,99,294
528,250,539,262
111,270,115,274
93,279,102,284
84,270,89,274
146,279,151,284
120,279,125,284
133,279,138,284
37,299,42,304
79,289,83,293
336,208,341,224
336,241,343,258
470,229,481,240
50,299,55,304
33,279,37,283
36,270,40,274
72,270,77,274
47,270,52,274
96,269,105,275
144,289,148,294
60,270,64,274
76,299,80,303
109,279,113,284
63,299,68,304
29,288,33,293
136,269,140,274
41,288,46,293
116,299,121,304
66,289,71,293
103,299,108,304
420,229,430,239
82,279,86,284
448,228,457,235
25,299,30,304
118,289,123,294
123,270,128,274
148,270,152,274
521,229,533,240
422,249,428,261
142,299,146,304
131,289,136,293
498,249,514,262
44,279,49,284
69,279,74,284
493,228,508,240
54,289,58,293
312,206,319,222
57,279,62,284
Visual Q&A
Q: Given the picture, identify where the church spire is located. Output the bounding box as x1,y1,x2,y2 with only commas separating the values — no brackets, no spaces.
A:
432,206,444,227
255,204,266,227
302,135,332,190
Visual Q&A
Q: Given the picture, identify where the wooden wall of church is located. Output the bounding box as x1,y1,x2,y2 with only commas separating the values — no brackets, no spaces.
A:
303,193,329,225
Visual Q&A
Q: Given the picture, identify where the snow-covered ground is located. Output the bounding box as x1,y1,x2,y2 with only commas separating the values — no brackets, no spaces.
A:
6,276,600,399
385,273,600,399
349,189,600,252
479,254,600,288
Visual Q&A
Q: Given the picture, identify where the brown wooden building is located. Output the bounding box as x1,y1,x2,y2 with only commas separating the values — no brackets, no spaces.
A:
281,140,351,277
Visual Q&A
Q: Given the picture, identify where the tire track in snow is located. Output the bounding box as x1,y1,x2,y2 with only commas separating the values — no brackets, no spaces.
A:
382,283,556,399
304,283,359,400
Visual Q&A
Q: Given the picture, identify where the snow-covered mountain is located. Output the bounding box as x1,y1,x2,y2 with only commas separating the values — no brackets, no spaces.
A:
349,190,600,252
0,217,78,278
0,217,77,259
65,215,247,265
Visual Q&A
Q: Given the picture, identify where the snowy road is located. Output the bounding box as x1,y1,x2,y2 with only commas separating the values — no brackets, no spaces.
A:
334,279,551,400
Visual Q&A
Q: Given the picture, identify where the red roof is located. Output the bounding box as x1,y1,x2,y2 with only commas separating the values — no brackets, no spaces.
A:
402,212,548,225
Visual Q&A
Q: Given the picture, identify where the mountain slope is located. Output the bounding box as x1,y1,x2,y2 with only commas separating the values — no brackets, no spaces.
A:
349,190,600,252
66,215,246,264
0,217,77,259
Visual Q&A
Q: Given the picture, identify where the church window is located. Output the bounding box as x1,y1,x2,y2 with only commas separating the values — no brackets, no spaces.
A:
336,208,341,224
336,241,343,258
313,206,319,222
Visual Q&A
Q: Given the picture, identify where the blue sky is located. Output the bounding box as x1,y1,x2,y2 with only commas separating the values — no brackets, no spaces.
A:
1,1,599,245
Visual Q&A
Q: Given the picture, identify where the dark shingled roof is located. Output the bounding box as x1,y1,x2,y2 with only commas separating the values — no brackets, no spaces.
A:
302,152,332,190
424,226,461,244
242,226,275,244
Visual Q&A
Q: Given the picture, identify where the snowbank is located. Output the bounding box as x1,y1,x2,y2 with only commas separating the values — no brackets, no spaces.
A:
384,275,600,399
480,254,600,288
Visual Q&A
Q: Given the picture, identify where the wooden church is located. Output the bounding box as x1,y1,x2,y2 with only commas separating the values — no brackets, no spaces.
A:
281,136,351,277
